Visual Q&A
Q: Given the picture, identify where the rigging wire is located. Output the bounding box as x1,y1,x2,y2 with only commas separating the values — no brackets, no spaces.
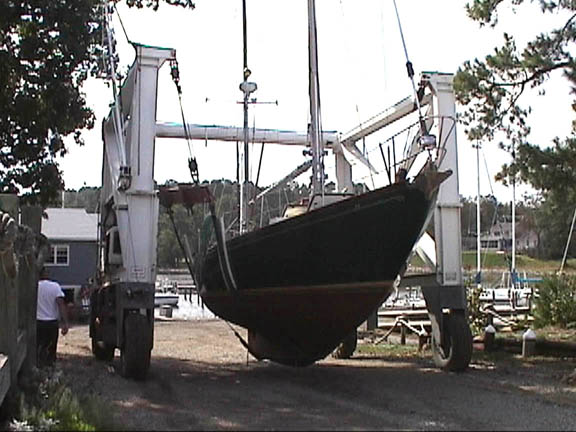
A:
101,4,127,170
113,3,132,45
170,59,199,183
391,0,427,138
481,149,510,275
559,205,576,274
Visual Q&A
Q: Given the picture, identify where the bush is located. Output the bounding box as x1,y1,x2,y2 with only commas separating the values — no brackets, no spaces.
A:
466,279,485,336
7,368,112,431
533,275,576,328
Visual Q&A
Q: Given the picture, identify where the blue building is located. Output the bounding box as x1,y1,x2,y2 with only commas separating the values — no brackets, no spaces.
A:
41,208,98,314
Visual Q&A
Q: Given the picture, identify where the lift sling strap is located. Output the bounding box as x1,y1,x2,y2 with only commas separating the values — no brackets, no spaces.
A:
158,184,238,292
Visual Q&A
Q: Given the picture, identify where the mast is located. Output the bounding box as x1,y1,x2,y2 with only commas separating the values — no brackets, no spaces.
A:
239,0,257,234
308,0,325,197
475,142,481,287
511,143,516,285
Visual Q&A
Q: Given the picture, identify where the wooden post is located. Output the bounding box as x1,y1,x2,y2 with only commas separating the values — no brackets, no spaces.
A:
20,206,42,236
0,200,18,405
20,206,42,371
18,237,38,372
0,259,10,352
363,310,378,331
4,252,18,384
0,199,43,406
0,263,11,404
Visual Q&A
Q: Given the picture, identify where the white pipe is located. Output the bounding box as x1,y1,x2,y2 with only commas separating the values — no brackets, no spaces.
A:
155,122,339,146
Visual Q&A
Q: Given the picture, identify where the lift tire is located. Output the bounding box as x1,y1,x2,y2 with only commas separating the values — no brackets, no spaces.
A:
332,331,358,359
120,313,151,380
91,338,115,362
432,311,473,372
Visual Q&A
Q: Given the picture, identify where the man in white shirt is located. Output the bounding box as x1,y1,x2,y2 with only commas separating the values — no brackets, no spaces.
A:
37,267,69,367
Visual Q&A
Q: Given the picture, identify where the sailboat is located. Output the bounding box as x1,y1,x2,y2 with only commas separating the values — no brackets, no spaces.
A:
474,144,540,312
158,0,452,366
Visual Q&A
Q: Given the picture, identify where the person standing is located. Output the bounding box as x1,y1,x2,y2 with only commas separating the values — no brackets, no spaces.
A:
37,267,69,367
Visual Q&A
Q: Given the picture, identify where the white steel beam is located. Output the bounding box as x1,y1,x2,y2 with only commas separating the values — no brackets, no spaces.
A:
155,122,339,147
340,93,432,146
425,72,462,287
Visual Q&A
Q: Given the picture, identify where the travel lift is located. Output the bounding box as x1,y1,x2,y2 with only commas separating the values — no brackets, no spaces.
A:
90,44,472,380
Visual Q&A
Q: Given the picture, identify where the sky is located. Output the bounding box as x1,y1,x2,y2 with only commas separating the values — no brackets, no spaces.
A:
58,0,575,203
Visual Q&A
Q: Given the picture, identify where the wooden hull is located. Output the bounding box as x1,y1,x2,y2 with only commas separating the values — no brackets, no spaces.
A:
198,178,438,366
202,282,393,366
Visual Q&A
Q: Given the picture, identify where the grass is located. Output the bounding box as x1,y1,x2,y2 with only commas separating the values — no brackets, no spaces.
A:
4,367,116,431
410,250,574,273
357,342,422,358
461,251,576,273
498,326,576,342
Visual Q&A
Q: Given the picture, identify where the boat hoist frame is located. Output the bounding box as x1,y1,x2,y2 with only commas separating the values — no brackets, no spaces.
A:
93,43,471,378
91,44,177,380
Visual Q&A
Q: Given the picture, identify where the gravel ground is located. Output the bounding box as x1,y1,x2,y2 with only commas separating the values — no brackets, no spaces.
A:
54,315,576,431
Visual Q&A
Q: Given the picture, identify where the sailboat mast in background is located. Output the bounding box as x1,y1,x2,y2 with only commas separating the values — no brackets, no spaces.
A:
511,142,516,283
475,141,481,287
307,0,325,197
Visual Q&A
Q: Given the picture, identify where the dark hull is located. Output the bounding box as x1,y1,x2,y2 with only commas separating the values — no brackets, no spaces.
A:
199,178,438,366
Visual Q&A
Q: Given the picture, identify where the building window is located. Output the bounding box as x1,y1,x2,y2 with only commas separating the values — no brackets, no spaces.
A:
46,244,69,266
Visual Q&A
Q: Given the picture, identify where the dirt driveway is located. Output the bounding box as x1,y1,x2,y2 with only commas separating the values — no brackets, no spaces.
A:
58,319,576,431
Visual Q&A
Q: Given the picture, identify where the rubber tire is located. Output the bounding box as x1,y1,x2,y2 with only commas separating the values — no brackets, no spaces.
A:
120,313,151,380
332,331,358,359
432,311,473,372
91,338,115,362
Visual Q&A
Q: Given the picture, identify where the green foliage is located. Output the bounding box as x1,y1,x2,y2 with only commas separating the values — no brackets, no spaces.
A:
460,195,511,236
55,187,101,212
456,1,576,149
0,0,195,207
9,368,114,431
466,279,485,336
0,0,102,206
456,1,576,260
121,0,195,10
533,274,576,328
510,139,576,259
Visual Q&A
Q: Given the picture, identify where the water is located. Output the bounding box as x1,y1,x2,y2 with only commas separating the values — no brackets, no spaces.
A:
154,294,216,321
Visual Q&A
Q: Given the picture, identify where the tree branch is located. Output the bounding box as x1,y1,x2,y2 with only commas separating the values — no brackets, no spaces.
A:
490,60,572,87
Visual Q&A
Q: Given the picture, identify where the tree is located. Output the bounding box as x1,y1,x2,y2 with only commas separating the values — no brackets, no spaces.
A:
57,186,101,212
454,1,576,258
455,1,576,147
0,0,194,207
